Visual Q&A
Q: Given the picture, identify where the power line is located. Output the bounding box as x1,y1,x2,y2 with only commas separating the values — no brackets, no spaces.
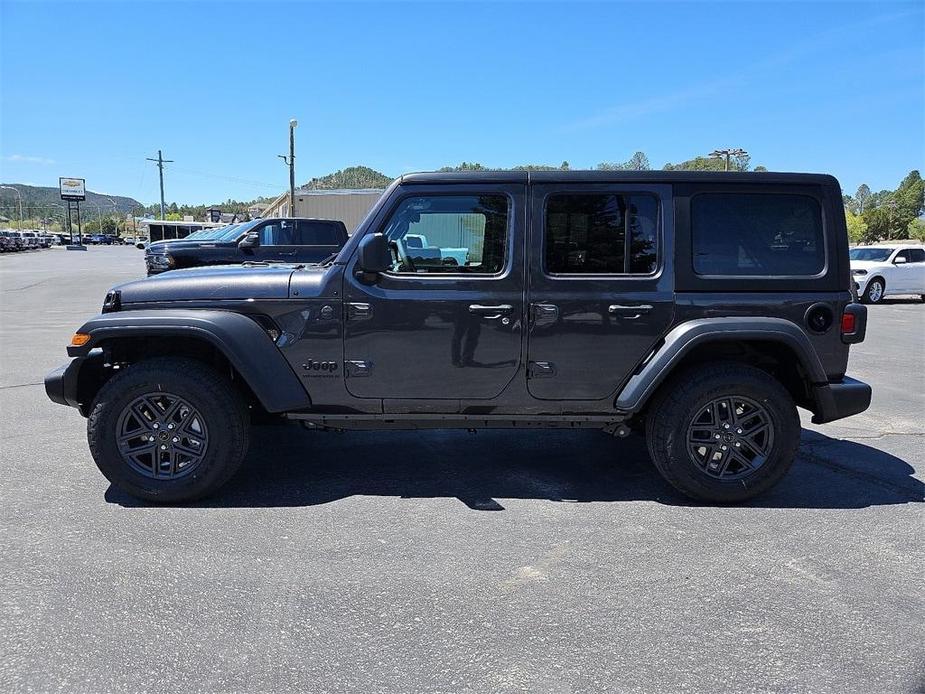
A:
709,148,748,172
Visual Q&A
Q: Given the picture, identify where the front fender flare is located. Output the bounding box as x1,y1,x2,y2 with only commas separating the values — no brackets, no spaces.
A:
615,317,828,412
68,309,312,413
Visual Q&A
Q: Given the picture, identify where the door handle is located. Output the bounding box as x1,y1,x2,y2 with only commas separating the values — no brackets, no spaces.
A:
608,304,653,319
469,304,513,319
347,302,372,320
531,303,559,327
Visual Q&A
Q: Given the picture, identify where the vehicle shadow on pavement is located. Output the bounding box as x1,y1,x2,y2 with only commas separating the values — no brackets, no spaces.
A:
105,425,924,510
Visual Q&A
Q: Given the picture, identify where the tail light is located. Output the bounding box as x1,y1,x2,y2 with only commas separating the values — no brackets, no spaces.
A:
841,304,866,344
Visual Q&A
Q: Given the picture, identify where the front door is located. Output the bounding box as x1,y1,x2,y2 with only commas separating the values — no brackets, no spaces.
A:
526,183,675,401
343,184,525,402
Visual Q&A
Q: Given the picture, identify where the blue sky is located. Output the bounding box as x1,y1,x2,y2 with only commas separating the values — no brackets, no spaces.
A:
1,1,922,205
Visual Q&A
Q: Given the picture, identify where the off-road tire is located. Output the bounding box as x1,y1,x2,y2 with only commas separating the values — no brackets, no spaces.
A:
645,362,801,503
862,278,885,304
87,357,249,503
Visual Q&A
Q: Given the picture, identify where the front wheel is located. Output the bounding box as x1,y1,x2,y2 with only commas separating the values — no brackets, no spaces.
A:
862,278,885,304
87,357,250,503
645,362,801,503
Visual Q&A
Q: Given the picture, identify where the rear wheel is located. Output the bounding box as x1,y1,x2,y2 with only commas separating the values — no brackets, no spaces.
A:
87,357,249,503
862,278,885,304
645,362,800,503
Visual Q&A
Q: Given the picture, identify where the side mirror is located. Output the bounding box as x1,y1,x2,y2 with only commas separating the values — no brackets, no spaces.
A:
239,231,260,249
893,255,907,264
356,233,391,274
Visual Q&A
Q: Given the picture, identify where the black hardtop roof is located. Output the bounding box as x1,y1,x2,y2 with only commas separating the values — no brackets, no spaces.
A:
399,170,839,186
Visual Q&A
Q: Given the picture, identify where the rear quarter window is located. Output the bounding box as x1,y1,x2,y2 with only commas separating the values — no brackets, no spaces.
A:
691,193,825,276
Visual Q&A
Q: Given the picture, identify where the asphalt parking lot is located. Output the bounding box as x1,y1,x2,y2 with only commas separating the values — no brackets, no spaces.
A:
1,246,922,693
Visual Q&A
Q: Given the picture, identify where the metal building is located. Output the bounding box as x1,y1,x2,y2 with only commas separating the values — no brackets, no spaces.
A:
260,188,385,234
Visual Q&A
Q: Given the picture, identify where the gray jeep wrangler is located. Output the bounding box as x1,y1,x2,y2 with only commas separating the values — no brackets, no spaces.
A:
46,171,871,503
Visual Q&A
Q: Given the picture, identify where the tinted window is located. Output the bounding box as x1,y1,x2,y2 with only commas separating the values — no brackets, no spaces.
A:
295,221,343,245
545,194,658,274
849,247,893,262
692,193,824,276
896,248,925,263
381,195,509,274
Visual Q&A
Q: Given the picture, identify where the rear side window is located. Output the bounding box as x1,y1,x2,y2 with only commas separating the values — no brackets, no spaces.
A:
295,221,343,245
691,193,824,276
545,193,658,274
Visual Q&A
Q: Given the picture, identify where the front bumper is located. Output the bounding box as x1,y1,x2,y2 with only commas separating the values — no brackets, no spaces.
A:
45,358,83,409
811,376,872,424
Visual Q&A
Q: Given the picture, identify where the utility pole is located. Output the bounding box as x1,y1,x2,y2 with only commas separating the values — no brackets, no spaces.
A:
278,119,298,217
709,148,747,172
146,150,173,219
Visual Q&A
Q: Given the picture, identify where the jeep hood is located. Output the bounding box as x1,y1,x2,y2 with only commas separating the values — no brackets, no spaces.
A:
114,264,330,303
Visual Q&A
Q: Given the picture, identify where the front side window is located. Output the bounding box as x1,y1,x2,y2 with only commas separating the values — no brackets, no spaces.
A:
692,193,825,276
259,220,299,245
381,194,509,274
545,193,658,274
896,248,925,263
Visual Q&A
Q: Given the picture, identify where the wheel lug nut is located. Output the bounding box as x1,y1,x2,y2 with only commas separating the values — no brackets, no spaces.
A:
160,444,167,450
167,423,174,430
148,436,155,442
723,423,730,429
172,437,179,443
736,428,742,434
721,445,728,450
153,423,159,429
715,434,721,439
735,442,741,447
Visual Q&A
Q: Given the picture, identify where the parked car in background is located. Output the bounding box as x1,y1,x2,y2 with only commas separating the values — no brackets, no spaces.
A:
849,245,925,303
0,230,16,251
134,236,149,249
144,217,348,275
8,232,26,250
20,231,40,249
38,233,54,248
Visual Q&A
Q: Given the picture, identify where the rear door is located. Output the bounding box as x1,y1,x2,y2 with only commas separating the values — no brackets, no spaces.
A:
526,183,674,401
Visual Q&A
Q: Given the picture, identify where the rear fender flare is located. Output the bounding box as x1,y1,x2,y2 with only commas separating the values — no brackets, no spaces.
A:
615,317,827,412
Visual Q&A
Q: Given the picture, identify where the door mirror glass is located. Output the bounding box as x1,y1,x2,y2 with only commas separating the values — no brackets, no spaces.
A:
239,231,260,249
894,255,907,264
356,233,391,274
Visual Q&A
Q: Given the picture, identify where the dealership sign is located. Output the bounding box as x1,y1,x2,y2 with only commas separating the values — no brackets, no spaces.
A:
59,177,86,201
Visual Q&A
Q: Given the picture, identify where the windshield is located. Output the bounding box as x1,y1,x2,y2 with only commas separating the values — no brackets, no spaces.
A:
220,219,260,240
849,248,893,262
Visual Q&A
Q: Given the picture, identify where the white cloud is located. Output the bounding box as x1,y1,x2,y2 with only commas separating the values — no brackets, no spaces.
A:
4,154,56,165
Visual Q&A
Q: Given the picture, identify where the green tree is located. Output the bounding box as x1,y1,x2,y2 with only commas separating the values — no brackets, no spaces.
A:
854,184,872,214
845,210,867,244
907,218,925,242
860,171,924,241
598,151,650,171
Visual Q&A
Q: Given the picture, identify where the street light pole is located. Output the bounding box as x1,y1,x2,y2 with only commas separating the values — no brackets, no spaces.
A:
709,148,747,172
106,197,120,238
278,119,298,218
0,186,23,230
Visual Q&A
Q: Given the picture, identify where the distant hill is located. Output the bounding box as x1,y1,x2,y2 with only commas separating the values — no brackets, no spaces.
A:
0,183,143,218
304,166,393,190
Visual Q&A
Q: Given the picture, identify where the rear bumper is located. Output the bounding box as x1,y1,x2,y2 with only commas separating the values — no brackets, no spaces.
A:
811,376,872,424
44,358,83,409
